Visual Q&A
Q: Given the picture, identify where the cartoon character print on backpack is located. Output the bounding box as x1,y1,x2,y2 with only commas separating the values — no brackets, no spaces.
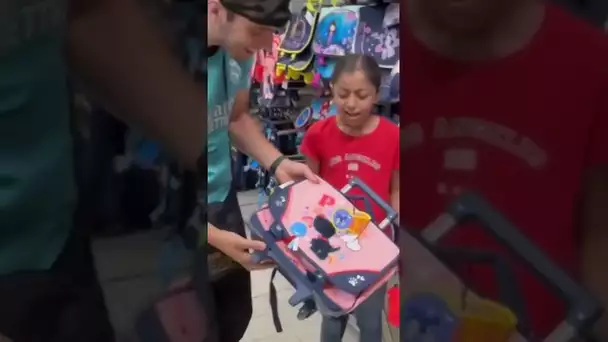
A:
313,6,361,56
286,221,308,251
310,216,341,260
356,6,400,68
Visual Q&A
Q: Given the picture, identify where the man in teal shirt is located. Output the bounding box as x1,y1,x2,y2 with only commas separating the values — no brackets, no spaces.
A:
203,0,318,341
0,0,205,340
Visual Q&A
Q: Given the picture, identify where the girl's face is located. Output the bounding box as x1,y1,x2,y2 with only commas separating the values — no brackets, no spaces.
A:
332,70,378,128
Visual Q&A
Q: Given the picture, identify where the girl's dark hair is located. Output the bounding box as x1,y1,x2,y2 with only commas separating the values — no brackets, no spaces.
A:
331,54,382,91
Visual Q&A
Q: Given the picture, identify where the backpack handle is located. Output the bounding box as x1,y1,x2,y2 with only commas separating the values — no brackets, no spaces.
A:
422,192,603,340
340,176,398,230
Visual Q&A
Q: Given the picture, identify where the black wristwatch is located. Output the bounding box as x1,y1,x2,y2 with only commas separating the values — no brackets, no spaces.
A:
269,155,287,175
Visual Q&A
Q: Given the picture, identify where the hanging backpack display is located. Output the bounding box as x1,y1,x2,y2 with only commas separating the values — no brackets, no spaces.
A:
256,34,282,107
311,4,362,87
379,59,399,104
313,5,361,55
276,7,320,86
356,5,399,68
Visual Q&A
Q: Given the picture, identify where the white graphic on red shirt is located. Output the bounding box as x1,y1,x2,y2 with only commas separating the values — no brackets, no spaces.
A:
402,123,424,150
346,162,359,179
443,148,477,170
328,153,382,171
328,153,382,180
405,117,548,197
344,153,381,170
329,155,342,167
434,117,547,169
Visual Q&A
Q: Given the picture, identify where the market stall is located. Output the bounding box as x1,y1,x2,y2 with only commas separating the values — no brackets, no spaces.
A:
238,0,400,206
242,1,401,341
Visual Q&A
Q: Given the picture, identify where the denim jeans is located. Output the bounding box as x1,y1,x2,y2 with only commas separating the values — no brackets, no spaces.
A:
320,286,386,342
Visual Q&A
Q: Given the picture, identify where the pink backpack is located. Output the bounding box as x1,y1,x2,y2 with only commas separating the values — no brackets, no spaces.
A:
248,177,399,327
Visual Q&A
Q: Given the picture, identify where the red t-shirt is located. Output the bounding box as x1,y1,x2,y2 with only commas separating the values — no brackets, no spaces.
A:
402,4,608,337
300,116,400,231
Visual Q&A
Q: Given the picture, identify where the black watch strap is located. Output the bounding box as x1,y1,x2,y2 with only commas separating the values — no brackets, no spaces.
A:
269,155,286,175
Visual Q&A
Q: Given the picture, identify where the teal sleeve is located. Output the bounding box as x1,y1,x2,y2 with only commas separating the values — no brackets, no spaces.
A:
237,57,254,90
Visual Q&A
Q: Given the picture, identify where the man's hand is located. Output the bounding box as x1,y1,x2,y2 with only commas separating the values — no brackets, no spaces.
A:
212,230,274,271
275,159,320,184
229,91,321,183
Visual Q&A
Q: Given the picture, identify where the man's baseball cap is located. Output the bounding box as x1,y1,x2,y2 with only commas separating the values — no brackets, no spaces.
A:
220,0,291,28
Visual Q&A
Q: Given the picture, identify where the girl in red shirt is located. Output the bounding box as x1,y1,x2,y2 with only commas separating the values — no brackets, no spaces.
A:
300,54,400,342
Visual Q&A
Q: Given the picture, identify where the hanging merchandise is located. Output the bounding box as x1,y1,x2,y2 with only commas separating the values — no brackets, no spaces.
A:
383,2,399,27
245,16,312,193
257,1,401,182
379,59,399,104
310,2,400,107
311,4,362,87
356,5,399,68
290,0,401,157
275,5,320,86
254,34,283,107
313,5,360,56
356,3,400,114
294,97,339,154
310,1,401,83
377,3,400,111
296,97,338,126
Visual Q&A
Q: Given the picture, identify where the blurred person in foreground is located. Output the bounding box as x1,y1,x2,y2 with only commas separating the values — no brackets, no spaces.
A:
402,0,608,339
1,0,206,340
0,0,218,340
